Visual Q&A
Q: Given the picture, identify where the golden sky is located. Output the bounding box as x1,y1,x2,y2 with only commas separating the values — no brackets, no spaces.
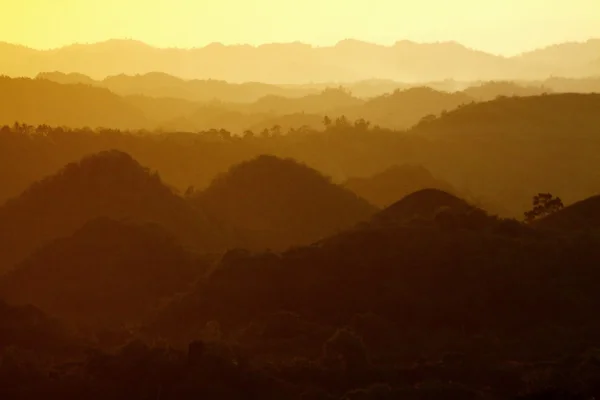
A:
1,0,599,55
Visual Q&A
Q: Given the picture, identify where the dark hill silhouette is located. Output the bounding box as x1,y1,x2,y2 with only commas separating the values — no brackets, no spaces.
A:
0,76,149,129
37,71,96,86
373,189,476,225
4,38,600,83
353,87,473,129
463,81,551,101
344,165,457,208
0,150,222,273
535,195,600,232
0,300,80,355
0,218,203,327
191,155,377,250
410,93,600,215
148,205,599,354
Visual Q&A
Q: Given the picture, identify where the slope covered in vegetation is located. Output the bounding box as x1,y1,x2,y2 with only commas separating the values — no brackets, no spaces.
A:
192,155,377,250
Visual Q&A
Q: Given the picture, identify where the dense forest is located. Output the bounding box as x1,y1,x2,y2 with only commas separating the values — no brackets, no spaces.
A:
2,37,600,398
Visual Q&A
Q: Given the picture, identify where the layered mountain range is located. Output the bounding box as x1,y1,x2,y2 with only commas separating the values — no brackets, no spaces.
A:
2,38,600,83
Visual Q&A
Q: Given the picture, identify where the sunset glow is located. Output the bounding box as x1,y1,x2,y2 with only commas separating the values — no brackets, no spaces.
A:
1,0,599,55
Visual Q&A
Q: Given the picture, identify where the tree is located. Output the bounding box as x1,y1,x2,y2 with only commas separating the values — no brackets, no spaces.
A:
353,118,370,131
322,116,332,129
218,129,231,141
334,116,351,129
270,124,282,136
524,193,563,223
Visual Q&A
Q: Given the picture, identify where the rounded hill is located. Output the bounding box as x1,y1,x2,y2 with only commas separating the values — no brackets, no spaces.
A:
0,150,223,272
374,189,474,224
192,155,377,250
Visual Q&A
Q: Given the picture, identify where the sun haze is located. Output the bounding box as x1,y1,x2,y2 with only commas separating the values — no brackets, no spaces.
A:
1,0,599,55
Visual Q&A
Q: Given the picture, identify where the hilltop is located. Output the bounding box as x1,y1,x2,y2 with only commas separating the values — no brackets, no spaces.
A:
0,150,223,272
191,155,377,250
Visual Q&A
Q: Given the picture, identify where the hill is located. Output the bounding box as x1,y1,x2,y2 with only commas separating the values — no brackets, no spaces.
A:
0,76,149,129
463,81,551,101
515,39,600,77
37,71,97,86
0,150,222,273
535,195,600,232
8,75,591,134
373,189,478,224
246,87,364,115
0,300,81,355
409,93,600,215
101,72,317,102
540,76,600,93
0,218,203,327
344,165,457,208
191,155,377,250
4,38,600,83
148,199,598,361
352,87,473,129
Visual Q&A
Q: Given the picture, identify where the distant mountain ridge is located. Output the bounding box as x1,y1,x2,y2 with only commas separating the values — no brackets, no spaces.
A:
2,38,600,83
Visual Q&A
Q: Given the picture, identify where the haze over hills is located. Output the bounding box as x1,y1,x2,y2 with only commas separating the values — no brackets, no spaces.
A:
0,75,480,132
2,38,600,83
1,91,600,219
8,73,600,134
36,71,318,103
0,76,150,129
0,151,225,273
5,1,600,396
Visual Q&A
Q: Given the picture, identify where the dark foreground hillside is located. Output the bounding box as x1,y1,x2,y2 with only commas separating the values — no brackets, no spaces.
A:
1,162,600,398
0,218,207,327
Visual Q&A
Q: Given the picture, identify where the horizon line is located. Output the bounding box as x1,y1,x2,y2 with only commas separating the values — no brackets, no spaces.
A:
3,37,600,58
